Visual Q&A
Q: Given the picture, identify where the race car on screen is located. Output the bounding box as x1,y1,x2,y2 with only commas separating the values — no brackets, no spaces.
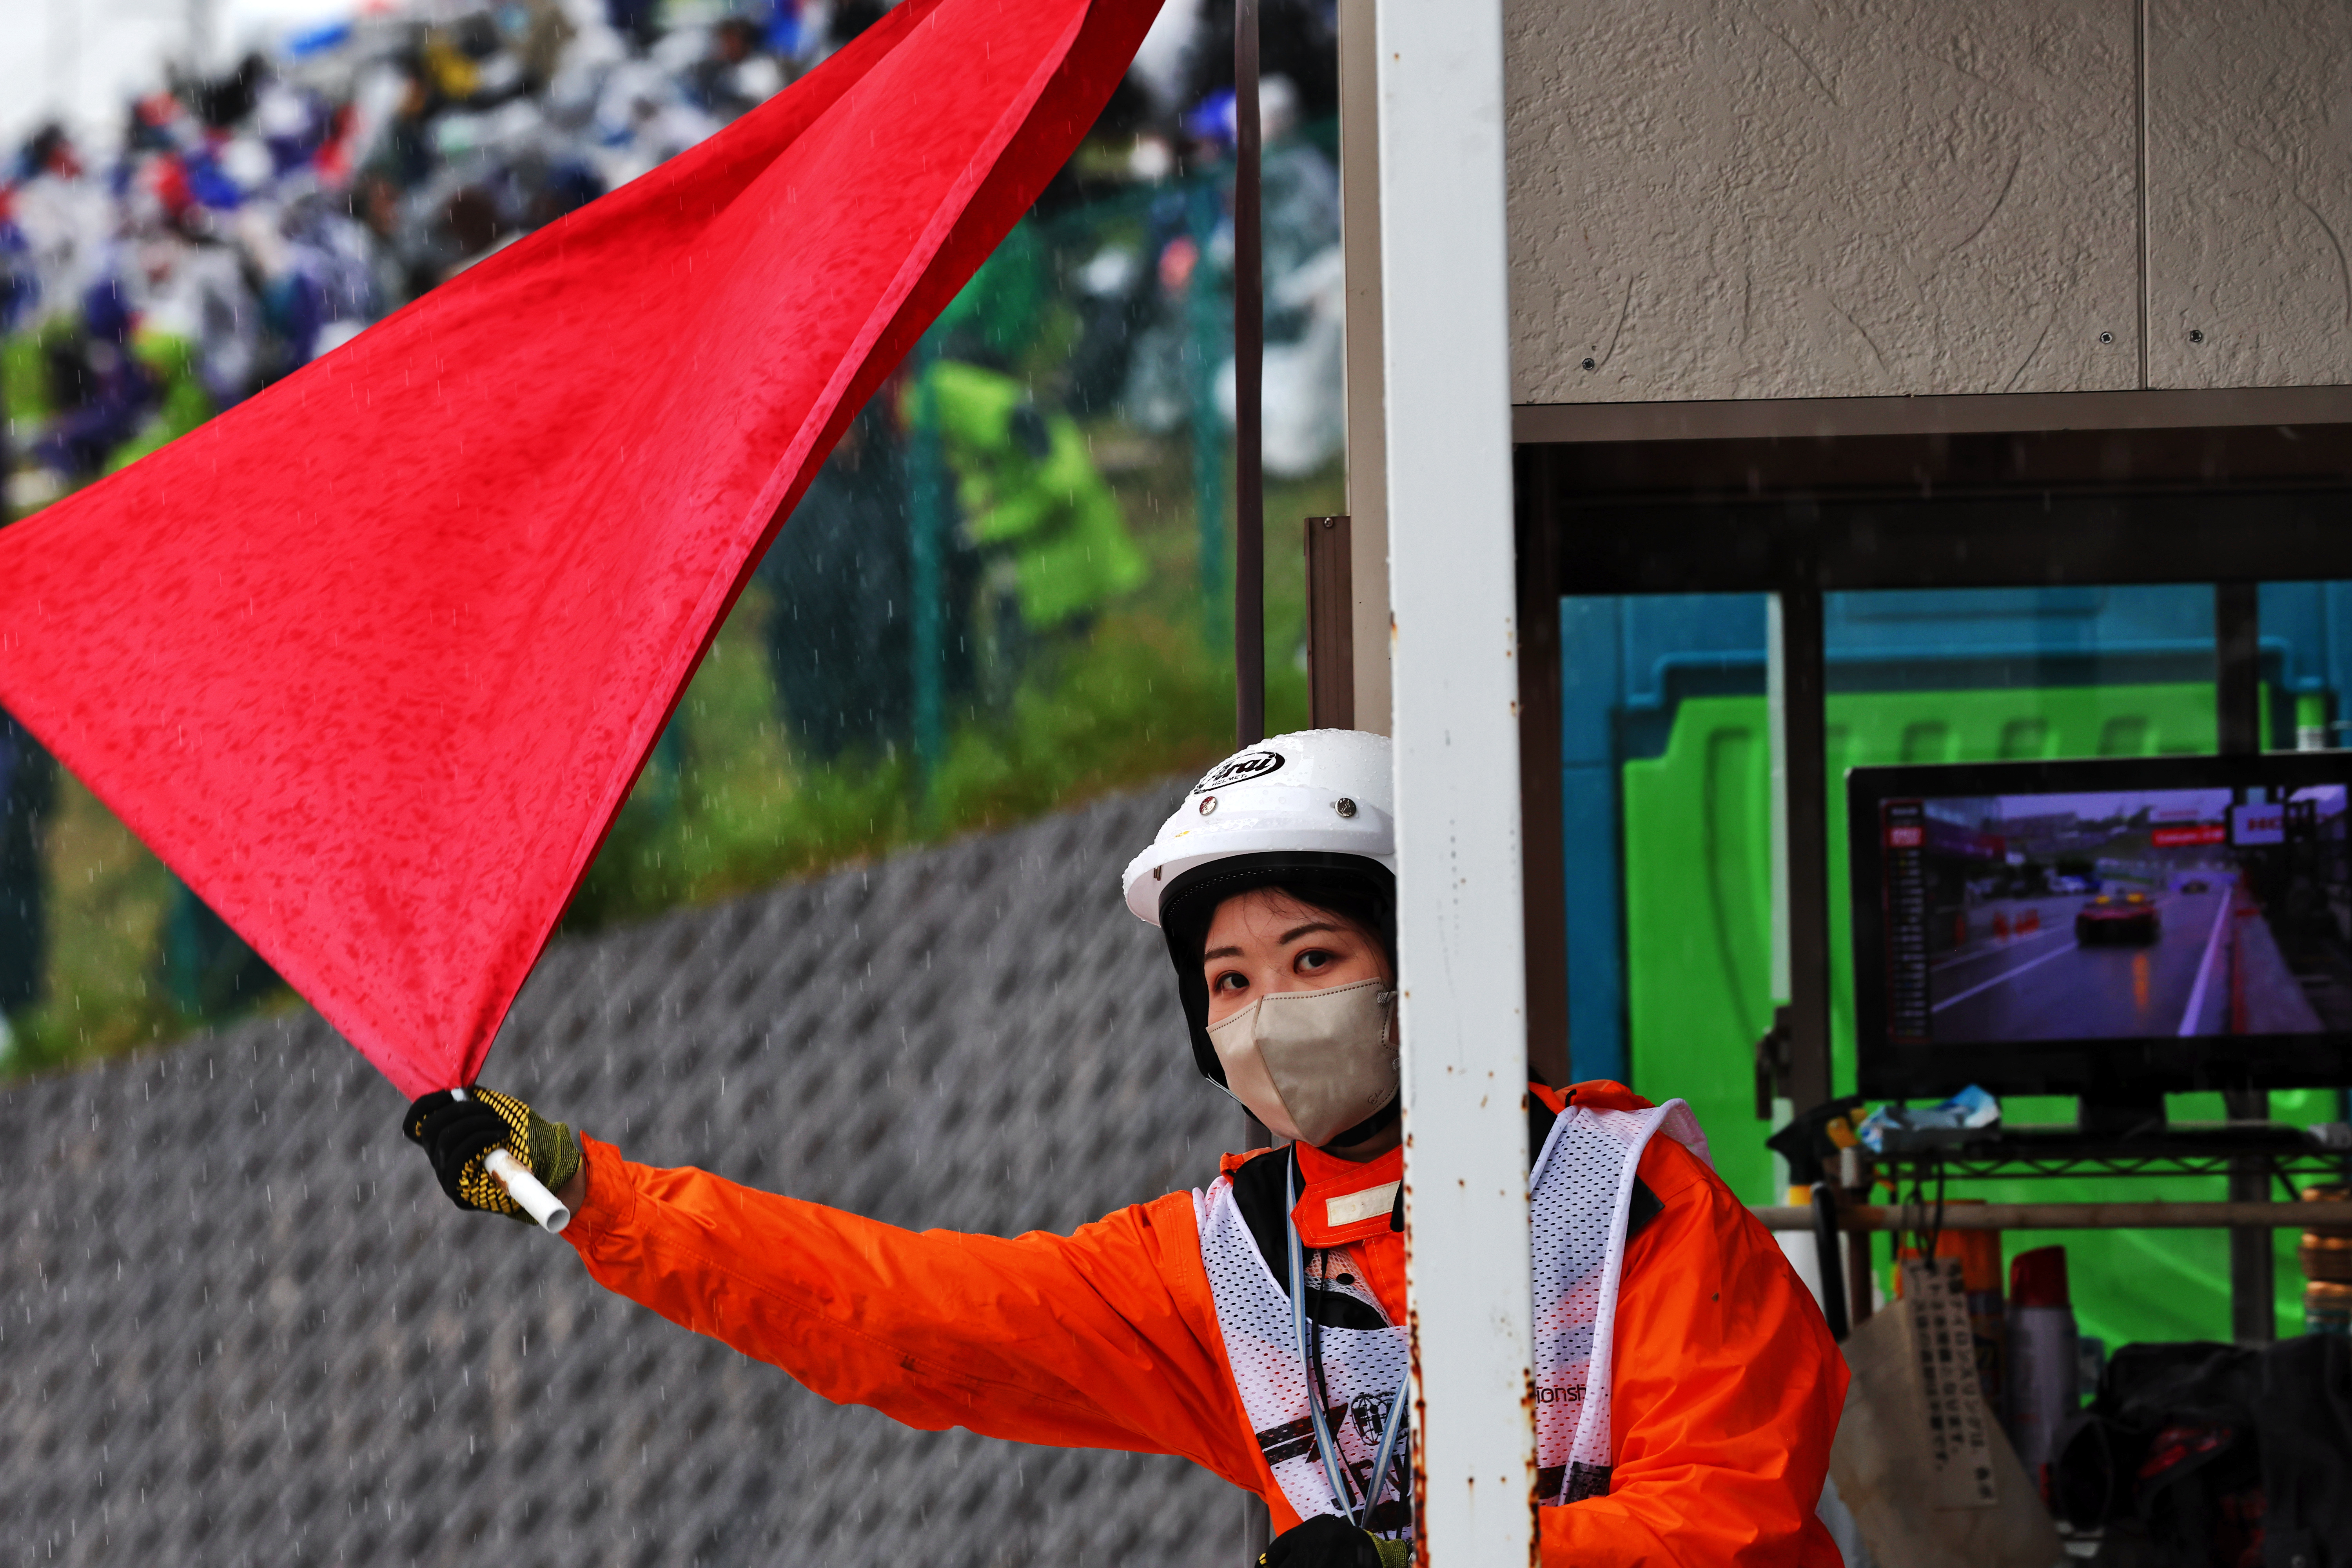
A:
2076,891,2161,944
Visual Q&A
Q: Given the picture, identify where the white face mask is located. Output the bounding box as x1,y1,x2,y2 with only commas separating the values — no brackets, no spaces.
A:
1206,977,1399,1148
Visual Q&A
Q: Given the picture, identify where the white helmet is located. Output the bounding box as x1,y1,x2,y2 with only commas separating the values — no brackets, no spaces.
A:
1122,728,1395,925
1126,729,1399,1095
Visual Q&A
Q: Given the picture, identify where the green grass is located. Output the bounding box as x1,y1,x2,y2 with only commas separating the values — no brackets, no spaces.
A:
9,772,191,1070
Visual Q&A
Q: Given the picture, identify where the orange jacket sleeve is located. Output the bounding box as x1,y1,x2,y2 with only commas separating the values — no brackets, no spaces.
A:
1543,1134,1848,1568
560,1136,1264,1490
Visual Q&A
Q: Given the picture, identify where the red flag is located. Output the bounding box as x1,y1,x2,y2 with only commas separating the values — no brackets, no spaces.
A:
0,0,1163,1098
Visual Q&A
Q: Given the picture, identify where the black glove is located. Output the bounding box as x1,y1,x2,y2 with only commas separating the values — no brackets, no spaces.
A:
1261,1515,1399,1568
403,1087,582,1221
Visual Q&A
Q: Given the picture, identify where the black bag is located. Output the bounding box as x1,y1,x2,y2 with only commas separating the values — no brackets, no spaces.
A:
2051,1337,2352,1568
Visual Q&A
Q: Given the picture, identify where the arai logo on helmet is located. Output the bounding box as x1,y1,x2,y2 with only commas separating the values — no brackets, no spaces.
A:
1192,750,1285,795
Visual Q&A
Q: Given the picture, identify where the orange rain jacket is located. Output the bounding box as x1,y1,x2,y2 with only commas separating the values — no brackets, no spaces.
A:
563,1081,1848,1565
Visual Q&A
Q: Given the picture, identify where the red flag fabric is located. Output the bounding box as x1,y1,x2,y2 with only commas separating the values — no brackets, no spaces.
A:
0,0,1162,1099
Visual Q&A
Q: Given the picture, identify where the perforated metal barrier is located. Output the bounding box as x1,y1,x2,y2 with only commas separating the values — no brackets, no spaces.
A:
1,785,1244,1567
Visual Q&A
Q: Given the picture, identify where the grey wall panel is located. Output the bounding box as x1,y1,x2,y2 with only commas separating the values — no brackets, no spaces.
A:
1507,0,2140,405
2147,0,2352,388
0,785,1249,1568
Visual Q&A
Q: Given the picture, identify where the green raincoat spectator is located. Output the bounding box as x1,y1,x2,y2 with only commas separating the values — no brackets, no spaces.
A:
906,357,1145,633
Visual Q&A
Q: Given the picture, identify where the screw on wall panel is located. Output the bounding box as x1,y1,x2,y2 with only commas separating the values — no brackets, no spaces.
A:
1335,797,1358,818
2190,329,2205,343
1581,357,1596,370
2098,331,2113,344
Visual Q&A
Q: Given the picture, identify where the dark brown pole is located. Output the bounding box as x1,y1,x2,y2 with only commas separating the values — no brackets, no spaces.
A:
1234,0,1265,749
1235,14,1272,1561
1514,450,1569,1086
2215,581,2274,1346
1232,2,1268,1141
1780,585,1833,1114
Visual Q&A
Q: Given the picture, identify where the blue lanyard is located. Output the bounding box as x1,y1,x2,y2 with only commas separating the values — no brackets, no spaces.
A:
1285,1154,1411,1529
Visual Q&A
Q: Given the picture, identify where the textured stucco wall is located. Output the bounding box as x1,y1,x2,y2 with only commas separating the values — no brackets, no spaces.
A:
1506,0,2141,405
2147,0,2352,389
1508,2,2352,407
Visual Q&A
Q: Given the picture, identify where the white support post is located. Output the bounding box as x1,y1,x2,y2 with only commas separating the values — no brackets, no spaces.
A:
1374,0,1536,1563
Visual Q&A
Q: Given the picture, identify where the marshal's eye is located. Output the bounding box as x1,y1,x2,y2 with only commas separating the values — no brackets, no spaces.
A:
1212,970,1249,994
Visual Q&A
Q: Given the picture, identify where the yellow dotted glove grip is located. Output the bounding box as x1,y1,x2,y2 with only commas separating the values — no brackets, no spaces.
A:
456,1088,582,1222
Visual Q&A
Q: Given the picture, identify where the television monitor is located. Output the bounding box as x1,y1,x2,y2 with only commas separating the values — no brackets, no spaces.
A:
1849,753,2352,1117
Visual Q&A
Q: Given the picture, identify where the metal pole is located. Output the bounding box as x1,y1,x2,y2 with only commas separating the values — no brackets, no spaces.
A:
1777,586,1834,1114
1234,16,1272,1556
1233,0,1265,749
1516,449,1569,1087
1774,586,1859,1316
2216,581,2275,1346
1375,0,1536,1556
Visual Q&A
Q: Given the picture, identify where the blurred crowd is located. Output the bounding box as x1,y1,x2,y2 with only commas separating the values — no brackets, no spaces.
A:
1,0,878,502
0,0,1347,1041
0,0,1343,501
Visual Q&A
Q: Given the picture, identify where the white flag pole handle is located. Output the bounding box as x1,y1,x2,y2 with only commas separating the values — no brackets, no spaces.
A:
484,1147,570,1233
445,1088,570,1233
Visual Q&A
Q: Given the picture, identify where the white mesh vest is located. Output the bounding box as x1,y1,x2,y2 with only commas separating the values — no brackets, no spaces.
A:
1193,1099,1710,1531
